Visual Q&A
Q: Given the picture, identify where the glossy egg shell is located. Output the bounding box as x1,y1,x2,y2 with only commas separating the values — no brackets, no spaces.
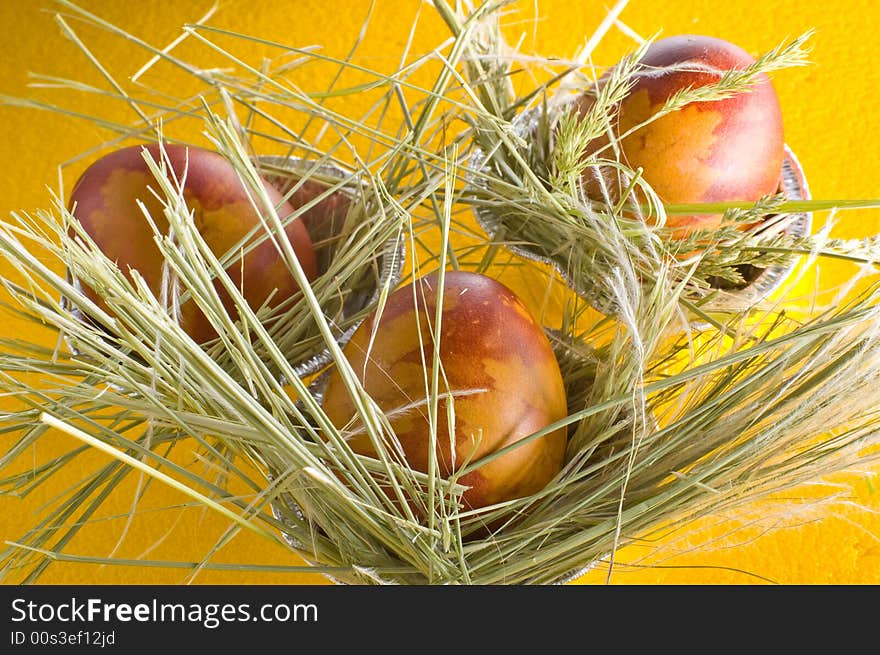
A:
267,172,352,272
577,35,784,237
68,143,318,343
320,270,568,511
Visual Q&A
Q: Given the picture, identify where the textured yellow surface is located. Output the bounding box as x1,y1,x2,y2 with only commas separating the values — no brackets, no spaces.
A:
1,0,879,584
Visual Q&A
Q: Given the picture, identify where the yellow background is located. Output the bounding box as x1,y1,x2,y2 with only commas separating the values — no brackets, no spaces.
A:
1,0,879,584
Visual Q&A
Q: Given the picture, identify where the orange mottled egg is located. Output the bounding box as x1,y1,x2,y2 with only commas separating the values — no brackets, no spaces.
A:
320,270,567,512
68,143,318,344
577,35,784,237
